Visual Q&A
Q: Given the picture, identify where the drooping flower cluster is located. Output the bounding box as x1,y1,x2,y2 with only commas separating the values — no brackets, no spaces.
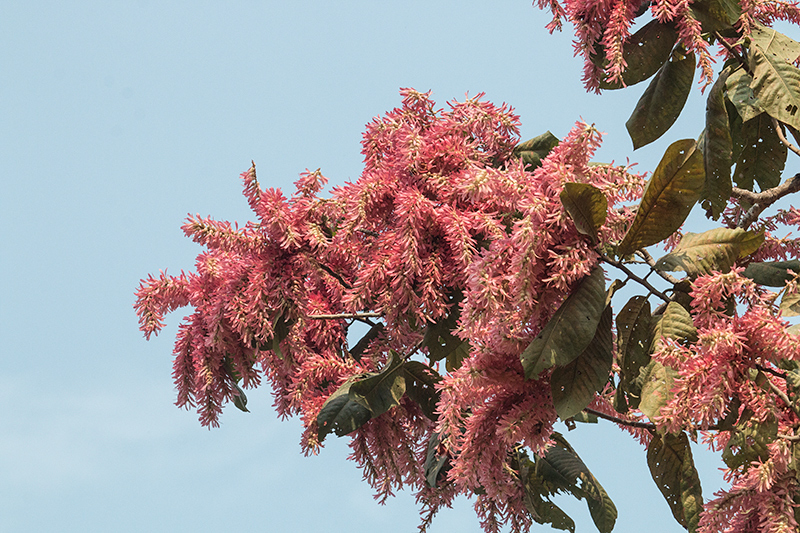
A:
135,90,646,532
534,0,800,91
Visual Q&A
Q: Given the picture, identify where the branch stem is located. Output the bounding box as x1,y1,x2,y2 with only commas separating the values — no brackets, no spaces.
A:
308,312,383,320
600,253,670,302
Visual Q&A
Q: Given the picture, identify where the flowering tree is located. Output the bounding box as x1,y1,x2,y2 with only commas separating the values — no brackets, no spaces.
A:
135,1,800,532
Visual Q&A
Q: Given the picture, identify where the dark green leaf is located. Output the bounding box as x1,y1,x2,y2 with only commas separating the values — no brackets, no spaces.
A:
350,351,406,417
423,290,469,369
655,227,764,276
232,381,250,413
599,20,679,89
750,43,800,130
424,431,450,488
733,114,787,192
551,305,613,420
743,260,800,286
316,378,373,442
513,131,560,170
723,415,778,470
349,323,384,361
403,361,442,421
521,267,606,379
702,67,733,219
617,139,704,256
651,301,698,350
616,295,653,407
271,313,294,361
626,47,696,150
690,0,741,32
585,483,617,533
560,183,608,244
647,432,704,532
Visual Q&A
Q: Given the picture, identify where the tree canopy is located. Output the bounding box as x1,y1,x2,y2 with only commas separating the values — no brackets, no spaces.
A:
136,1,800,532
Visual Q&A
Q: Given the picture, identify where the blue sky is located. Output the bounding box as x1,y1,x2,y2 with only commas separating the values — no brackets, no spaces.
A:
0,1,750,532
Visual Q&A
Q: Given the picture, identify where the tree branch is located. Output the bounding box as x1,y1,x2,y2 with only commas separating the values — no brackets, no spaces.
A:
308,312,383,320
636,249,680,284
772,116,800,158
733,172,800,228
600,253,671,302
583,407,657,430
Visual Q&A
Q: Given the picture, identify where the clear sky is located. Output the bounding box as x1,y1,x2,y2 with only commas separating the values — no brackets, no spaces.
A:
0,1,744,532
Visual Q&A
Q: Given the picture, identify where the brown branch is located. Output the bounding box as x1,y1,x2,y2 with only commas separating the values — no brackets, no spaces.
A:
772,116,800,158
636,249,680,284
600,253,671,302
715,32,752,76
778,433,800,442
583,407,657,430
733,172,800,228
308,312,383,320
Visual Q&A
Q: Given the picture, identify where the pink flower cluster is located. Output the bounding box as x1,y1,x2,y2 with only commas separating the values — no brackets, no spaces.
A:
135,90,645,532
534,0,800,91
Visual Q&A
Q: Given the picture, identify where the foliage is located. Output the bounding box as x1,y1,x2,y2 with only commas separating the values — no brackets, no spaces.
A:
135,1,800,532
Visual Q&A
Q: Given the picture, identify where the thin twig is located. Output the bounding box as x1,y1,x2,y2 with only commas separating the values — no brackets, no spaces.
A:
600,253,671,302
772,116,800,158
733,172,800,228
308,312,383,320
715,32,752,76
759,369,800,419
636,249,680,284
778,433,800,442
583,407,657,430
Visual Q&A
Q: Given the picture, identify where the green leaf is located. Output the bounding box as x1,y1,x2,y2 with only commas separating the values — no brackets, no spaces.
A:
316,378,373,442
750,24,800,64
616,296,652,408
750,43,800,130
654,227,764,276
651,301,698,350
551,305,613,420
690,0,741,32
271,313,294,361
585,483,618,533
780,292,800,316
726,68,765,123
403,361,442,421
521,267,606,379
723,415,778,470
350,351,406,417
423,290,469,370
702,67,733,219
647,432,704,532
424,431,450,488
626,47,696,150
599,20,679,90
638,360,679,420
513,131,560,170
732,114,787,192
560,183,608,244
743,260,800,286
232,381,250,413
617,139,704,256
349,323,384,361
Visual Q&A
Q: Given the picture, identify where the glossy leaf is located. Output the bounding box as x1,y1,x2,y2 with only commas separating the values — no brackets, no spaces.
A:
732,114,787,192
750,44,800,130
513,131,560,170
599,20,679,89
638,360,678,420
725,68,764,123
626,47,696,150
655,228,764,276
403,361,442,421
232,381,250,413
617,139,704,256
350,351,406,417
702,67,733,219
743,260,800,286
560,183,607,244
316,377,372,442
521,267,606,379
647,432,704,531
551,305,613,420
